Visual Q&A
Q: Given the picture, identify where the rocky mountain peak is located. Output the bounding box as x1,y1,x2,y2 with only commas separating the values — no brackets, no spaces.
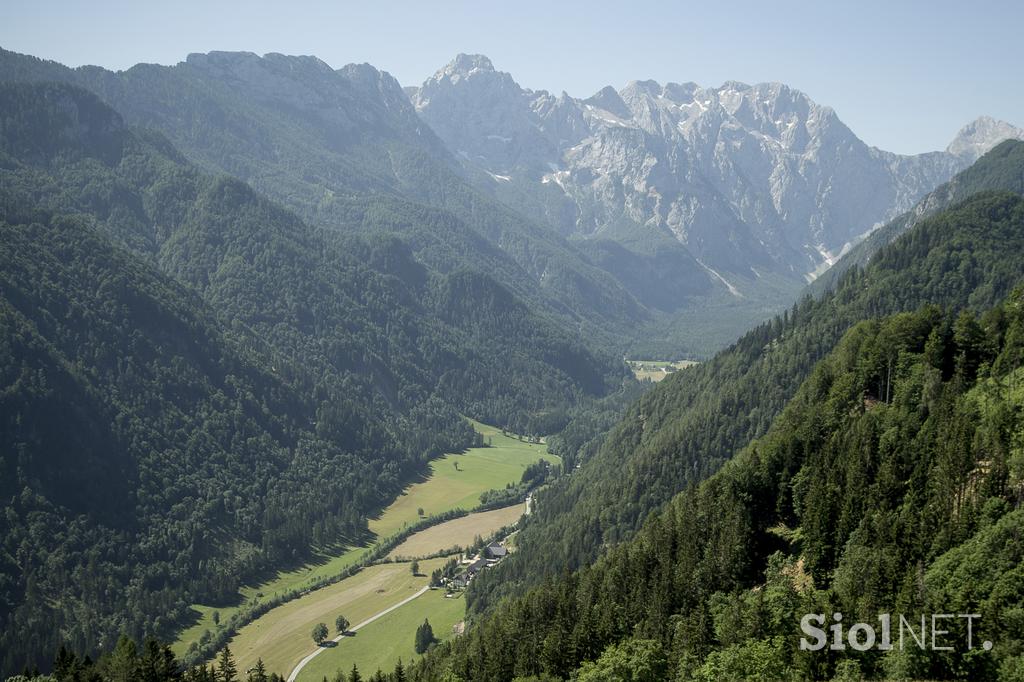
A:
414,53,523,114
410,56,1019,288
183,51,336,81
719,79,753,94
173,50,442,154
947,116,1024,162
583,85,633,121
661,82,699,103
185,50,260,67
338,62,408,105
434,53,496,82
620,79,663,99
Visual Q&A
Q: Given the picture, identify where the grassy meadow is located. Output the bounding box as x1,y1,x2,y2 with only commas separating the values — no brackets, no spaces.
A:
387,502,525,560
231,557,448,676
369,421,554,538
176,419,559,673
296,590,466,682
626,359,698,382
172,545,366,658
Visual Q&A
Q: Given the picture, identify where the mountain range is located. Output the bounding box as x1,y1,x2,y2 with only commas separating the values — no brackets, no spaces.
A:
2,43,1024,681
5,47,1020,357
413,54,1022,293
0,78,624,672
0,48,649,351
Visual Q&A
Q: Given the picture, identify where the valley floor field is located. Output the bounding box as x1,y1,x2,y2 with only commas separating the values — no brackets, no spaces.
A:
233,558,448,675
295,589,466,682
174,420,558,674
387,502,525,560
626,359,698,382
172,546,366,659
368,420,552,538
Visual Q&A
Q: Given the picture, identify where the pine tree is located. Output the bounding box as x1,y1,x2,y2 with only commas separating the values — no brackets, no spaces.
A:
104,634,139,682
140,637,178,681
54,645,79,678
348,663,362,682
414,619,435,654
218,645,238,682
248,658,269,682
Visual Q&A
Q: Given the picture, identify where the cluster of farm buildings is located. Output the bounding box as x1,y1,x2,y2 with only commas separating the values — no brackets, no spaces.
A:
445,542,508,591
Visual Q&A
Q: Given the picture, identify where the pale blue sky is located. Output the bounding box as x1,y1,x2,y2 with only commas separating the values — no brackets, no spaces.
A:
2,0,1020,154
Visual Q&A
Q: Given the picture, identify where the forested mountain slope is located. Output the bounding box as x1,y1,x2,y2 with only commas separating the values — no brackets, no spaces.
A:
463,160,1024,621
0,81,626,674
413,285,1024,681
0,186,410,675
0,80,624,428
0,48,650,347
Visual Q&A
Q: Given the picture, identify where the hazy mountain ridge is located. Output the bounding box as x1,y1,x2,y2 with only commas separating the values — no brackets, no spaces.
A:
412,54,1024,286
0,47,653,350
2,46,1020,357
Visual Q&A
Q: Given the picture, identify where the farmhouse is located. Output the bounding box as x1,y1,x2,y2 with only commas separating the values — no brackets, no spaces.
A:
446,542,511,592
466,557,487,576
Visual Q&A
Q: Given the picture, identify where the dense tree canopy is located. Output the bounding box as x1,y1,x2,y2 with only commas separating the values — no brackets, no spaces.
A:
0,81,627,674
412,286,1024,680
466,185,1024,619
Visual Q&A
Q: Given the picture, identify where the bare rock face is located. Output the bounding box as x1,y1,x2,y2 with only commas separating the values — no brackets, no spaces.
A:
947,116,1024,162
412,54,1024,283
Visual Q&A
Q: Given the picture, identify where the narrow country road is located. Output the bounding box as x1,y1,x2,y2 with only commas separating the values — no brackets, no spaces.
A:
286,585,431,682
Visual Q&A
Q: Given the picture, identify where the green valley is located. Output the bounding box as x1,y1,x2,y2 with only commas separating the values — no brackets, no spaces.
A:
408,169,1024,681
172,420,557,676
0,79,582,674
386,505,525,561
296,590,466,682
416,285,1024,680
2,15,1023,682
229,558,447,676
